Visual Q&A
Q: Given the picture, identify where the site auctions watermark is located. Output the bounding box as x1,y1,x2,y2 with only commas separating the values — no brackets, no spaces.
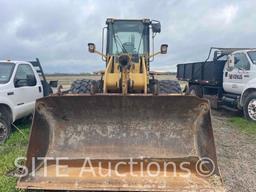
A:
14,157,215,178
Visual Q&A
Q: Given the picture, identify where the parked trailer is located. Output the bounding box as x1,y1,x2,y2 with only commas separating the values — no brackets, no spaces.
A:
177,47,256,121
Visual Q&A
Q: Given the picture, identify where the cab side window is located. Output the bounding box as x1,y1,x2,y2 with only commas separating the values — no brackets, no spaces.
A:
14,64,37,87
234,53,250,70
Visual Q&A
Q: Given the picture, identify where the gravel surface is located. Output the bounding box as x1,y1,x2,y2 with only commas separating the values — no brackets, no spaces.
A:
212,110,256,192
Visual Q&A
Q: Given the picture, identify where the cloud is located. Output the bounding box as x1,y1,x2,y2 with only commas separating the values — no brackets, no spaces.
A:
0,0,255,73
223,5,238,24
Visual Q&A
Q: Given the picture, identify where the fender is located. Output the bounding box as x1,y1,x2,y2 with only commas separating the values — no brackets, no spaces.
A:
0,96,15,122
240,78,256,107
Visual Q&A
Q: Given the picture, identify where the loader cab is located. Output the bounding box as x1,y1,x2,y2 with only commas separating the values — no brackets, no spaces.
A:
105,19,161,58
88,18,164,94
106,19,151,56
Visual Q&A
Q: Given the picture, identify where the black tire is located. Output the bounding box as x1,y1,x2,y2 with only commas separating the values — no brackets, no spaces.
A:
158,80,181,94
243,92,256,121
0,110,11,144
70,79,102,94
148,79,159,95
188,85,203,97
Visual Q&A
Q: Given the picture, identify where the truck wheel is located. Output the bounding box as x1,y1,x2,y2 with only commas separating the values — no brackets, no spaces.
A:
189,85,203,97
243,93,256,121
0,112,11,144
158,80,181,94
70,79,102,94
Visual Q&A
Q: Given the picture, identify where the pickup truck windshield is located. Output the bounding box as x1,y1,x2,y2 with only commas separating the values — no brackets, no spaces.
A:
248,51,256,64
0,62,15,84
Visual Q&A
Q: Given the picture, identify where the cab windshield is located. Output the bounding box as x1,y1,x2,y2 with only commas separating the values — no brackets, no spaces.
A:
248,51,256,64
0,62,15,84
107,20,149,55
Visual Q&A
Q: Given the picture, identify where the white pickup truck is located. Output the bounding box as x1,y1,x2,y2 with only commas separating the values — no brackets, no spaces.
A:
0,59,55,143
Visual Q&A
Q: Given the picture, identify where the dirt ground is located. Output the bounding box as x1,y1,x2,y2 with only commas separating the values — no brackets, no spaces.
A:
46,75,256,191
212,110,256,192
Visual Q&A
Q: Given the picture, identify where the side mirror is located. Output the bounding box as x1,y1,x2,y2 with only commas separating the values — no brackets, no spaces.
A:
49,80,58,88
88,43,96,53
160,44,168,54
151,21,161,33
14,79,26,87
27,75,36,86
227,55,235,69
87,43,107,59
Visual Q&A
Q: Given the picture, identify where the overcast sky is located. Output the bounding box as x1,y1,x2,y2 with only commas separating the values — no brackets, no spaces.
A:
0,0,255,73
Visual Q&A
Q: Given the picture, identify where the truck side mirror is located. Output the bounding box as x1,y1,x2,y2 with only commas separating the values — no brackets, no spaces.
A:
160,44,168,54
88,43,96,53
49,80,58,88
227,55,235,69
27,75,37,86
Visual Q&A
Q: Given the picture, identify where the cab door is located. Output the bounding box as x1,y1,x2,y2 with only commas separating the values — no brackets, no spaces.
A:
223,52,252,94
13,64,42,119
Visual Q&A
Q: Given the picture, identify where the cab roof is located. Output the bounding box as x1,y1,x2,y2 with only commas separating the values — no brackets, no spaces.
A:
0,60,31,65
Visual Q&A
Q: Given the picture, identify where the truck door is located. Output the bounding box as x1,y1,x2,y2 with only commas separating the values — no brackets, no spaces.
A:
223,52,252,94
13,64,43,119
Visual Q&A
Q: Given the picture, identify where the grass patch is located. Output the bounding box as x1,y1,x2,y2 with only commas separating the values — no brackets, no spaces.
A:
229,117,256,135
0,122,30,192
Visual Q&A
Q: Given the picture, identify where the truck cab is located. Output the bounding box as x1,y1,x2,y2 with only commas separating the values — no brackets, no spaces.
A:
177,48,256,121
224,49,256,120
223,50,256,94
0,59,52,143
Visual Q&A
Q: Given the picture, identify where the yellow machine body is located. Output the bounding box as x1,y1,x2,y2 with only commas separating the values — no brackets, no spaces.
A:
103,56,148,94
17,18,224,191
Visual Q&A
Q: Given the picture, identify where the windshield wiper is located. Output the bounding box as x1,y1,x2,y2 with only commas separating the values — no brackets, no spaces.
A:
112,26,128,53
110,27,119,54
137,28,145,54
113,34,119,53
115,34,128,53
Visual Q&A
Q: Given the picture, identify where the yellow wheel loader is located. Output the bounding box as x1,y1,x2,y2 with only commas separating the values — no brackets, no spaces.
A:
17,18,224,191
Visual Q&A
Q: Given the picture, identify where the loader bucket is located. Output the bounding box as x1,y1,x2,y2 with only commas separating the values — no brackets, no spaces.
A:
17,95,223,191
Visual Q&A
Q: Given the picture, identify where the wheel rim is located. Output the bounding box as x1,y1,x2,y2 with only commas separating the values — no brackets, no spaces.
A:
248,99,256,121
0,121,8,141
